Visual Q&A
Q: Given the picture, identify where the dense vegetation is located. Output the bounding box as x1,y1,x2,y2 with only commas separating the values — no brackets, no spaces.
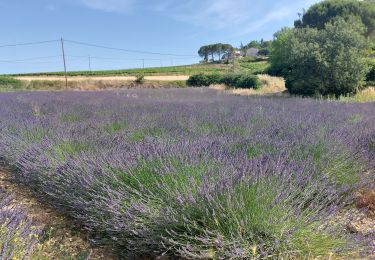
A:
270,18,369,96
187,73,260,89
0,76,23,90
240,39,272,56
0,90,373,258
198,43,234,62
270,0,374,96
295,0,375,38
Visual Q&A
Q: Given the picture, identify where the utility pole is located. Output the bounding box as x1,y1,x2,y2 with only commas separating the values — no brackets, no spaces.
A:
89,55,92,72
60,37,68,89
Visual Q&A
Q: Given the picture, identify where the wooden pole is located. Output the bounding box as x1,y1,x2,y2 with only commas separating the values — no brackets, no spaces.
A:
89,55,92,72
60,37,68,89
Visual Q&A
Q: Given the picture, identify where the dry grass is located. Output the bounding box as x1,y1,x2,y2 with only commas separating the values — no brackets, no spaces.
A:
210,75,286,96
339,87,375,103
355,187,375,218
17,79,186,91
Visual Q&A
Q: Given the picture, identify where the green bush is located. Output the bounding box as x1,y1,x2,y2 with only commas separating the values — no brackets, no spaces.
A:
270,17,369,96
187,73,221,86
220,73,238,86
235,74,261,89
0,76,23,90
187,73,260,89
135,74,145,84
366,59,375,82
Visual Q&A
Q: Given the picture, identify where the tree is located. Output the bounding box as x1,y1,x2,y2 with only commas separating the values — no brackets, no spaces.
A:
198,46,209,62
294,0,375,38
215,43,223,61
270,17,369,96
198,43,234,63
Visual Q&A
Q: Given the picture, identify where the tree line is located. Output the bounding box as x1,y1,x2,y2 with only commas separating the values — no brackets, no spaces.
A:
198,43,234,62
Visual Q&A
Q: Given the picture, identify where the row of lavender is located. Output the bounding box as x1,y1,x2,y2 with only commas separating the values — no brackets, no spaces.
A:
0,190,40,259
0,89,374,258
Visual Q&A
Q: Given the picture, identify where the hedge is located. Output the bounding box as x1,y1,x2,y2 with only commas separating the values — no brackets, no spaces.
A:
187,73,260,89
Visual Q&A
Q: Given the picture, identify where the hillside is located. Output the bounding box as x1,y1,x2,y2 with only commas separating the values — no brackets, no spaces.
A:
10,61,269,77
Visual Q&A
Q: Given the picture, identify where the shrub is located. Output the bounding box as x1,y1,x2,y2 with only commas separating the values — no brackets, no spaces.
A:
188,73,261,89
234,74,261,89
239,56,256,63
135,74,145,84
270,17,369,96
0,76,23,90
220,73,238,86
187,73,221,87
366,59,375,82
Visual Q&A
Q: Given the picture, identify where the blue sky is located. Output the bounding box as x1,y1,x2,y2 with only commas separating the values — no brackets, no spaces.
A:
0,0,320,74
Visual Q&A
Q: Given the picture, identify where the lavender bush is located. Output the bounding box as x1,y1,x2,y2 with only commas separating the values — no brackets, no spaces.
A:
0,89,373,258
0,190,40,259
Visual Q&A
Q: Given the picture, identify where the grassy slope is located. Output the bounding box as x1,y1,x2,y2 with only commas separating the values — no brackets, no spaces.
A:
9,62,269,77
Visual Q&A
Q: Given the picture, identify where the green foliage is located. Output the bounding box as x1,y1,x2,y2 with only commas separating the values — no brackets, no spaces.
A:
12,64,229,77
53,141,92,160
367,58,375,81
198,43,234,62
295,0,375,38
187,73,221,86
270,18,369,96
135,74,145,84
103,121,128,133
238,61,269,74
243,39,272,52
0,76,23,90
187,73,261,89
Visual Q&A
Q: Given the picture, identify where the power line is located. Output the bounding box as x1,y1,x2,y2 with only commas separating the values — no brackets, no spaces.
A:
66,54,196,61
0,39,59,48
0,59,61,65
0,55,62,62
64,39,198,57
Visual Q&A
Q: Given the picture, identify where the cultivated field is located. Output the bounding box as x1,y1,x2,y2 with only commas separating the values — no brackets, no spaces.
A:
0,88,374,259
10,62,269,77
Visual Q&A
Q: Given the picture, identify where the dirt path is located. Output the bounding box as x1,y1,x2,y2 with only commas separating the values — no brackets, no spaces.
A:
0,170,115,260
16,75,190,82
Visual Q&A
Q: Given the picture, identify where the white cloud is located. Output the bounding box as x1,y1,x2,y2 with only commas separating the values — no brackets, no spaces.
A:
80,0,135,13
154,0,321,35
237,7,292,36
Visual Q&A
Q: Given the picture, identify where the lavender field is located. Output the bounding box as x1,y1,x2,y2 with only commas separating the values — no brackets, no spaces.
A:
0,88,374,258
